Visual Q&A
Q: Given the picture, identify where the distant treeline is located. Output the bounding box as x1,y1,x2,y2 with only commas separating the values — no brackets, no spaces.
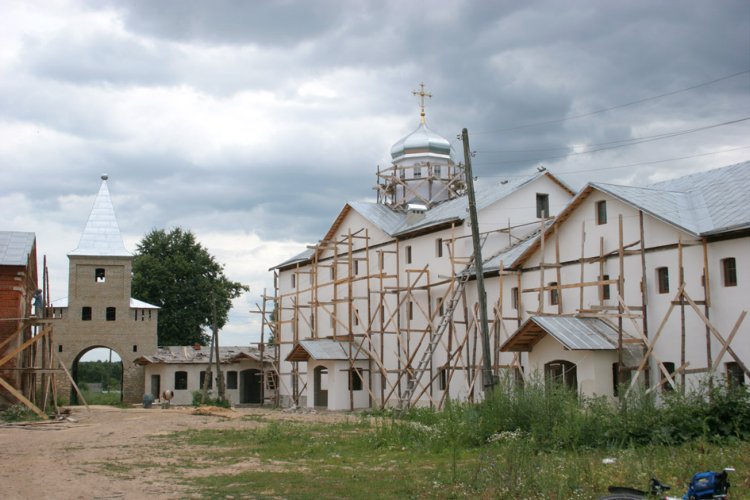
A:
77,360,122,390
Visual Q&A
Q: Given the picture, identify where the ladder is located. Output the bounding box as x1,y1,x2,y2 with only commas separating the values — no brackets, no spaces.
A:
399,264,473,410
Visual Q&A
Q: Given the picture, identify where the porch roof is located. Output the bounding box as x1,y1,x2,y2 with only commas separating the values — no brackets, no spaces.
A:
135,345,266,365
500,316,626,352
286,339,368,362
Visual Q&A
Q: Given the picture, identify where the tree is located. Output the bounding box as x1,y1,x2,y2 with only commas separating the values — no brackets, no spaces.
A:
132,228,249,346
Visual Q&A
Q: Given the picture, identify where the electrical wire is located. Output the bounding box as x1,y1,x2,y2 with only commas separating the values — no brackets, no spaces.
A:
471,69,750,135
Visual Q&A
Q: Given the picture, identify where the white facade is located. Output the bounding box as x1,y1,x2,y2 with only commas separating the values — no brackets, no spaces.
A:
137,346,273,406
271,111,749,410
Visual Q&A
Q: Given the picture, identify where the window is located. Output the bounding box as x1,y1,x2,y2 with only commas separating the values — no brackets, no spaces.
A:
438,367,447,391
200,371,213,389
406,246,412,264
291,273,296,288
511,287,519,310
58,345,63,353
132,345,138,353
612,362,632,397
174,371,188,390
722,258,737,287
544,360,577,391
378,252,384,271
330,266,336,280
399,168,405,179
596,200,607,225
81,306,92,321
348,368,363,391
601,274,611,300
661,362,675,392
434,165,442,177
106,307,116,321
353,259,359,275
657,267,669,294
549,282,559,306
227,370,237,389
437,297,444,316
408,301,414,321
726,362,745,388
413,167,421,178
95,268,106,282
436,238,443,258
536,193,549,218
353,309,359,326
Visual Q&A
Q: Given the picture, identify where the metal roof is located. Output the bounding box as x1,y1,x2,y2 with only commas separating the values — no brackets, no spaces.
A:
286,338,368,361
69,176,130,257
390,122,451,161
135,345,266,365
593,160,750,236
500,316,627,352
0,231,35,266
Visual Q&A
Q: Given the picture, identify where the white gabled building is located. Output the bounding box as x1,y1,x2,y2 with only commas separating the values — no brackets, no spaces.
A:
499,161,749,398
270,93,748,411
271,99,575,410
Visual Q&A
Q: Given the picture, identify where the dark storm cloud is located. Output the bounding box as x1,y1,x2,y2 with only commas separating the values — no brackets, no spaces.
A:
3,0,749,337
96,0,347,47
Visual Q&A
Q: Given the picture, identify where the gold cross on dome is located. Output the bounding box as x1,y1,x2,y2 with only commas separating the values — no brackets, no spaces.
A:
412,82,432,124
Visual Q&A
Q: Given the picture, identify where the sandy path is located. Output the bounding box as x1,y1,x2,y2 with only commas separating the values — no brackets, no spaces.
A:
0,405,347,500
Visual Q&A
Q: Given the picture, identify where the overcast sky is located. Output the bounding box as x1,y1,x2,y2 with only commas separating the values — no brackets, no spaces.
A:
2,0,749,353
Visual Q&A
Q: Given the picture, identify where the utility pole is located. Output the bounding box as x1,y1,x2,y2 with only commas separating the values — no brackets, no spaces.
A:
461,128,495,394
212,295,226,400
201,329,215,403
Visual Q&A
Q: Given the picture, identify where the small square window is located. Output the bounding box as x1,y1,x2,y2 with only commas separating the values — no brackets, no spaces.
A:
661,362,676,392
226,371,238,390
106,307,116,321
596,200,607,225
348,368,363,391
548,282,559,306
726,362,745,388
536,193,549,218
175,371,188,390
722,258,737,287
81,306,92,321
95,268,106,282
58,344,63,353
656,267,669,294
132,345,137,353
438,367,447,391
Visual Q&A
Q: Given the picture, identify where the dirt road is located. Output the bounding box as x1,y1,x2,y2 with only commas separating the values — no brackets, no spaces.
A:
0,405,345,499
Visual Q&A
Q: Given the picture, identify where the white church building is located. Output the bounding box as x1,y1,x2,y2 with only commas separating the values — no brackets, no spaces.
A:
270,91,749,411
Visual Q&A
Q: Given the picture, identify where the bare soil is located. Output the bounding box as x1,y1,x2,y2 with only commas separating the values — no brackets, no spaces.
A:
0,405,348,499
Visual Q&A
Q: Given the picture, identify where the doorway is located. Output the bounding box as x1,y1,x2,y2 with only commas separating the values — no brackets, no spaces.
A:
240,369,262,404
313,366,328,408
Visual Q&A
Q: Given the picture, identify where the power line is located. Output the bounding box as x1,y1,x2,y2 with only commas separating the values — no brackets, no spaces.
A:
472,69,750,135
476,117,750,154
473,117,750,164
477,145,750,178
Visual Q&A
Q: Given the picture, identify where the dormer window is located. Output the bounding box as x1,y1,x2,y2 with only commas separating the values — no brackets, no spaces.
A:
95,268,106,283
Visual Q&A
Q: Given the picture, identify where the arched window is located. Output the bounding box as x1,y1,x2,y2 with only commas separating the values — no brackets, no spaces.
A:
544,360,577,391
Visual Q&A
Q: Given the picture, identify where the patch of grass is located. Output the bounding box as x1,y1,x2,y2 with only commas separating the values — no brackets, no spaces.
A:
0,404,45,422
